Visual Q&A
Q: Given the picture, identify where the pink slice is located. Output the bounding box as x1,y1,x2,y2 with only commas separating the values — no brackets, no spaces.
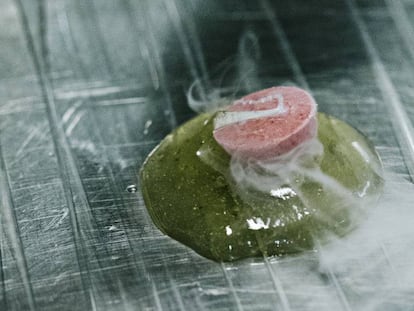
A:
213,86,317,160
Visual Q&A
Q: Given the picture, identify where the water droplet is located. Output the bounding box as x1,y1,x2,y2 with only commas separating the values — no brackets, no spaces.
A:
126,184,137,193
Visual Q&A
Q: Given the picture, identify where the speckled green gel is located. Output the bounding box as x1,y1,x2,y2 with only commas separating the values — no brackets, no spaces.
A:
140,113,383,261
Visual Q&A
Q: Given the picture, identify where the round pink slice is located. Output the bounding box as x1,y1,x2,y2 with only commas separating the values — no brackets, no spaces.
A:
213,86,317,160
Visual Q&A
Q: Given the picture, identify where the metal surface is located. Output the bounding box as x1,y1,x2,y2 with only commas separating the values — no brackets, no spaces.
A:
1,0,414,310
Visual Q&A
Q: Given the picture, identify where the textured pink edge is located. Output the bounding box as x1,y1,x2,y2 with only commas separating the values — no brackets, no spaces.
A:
213,86,318,160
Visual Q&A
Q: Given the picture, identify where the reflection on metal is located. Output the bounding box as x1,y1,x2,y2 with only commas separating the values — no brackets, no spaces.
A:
2,0,414,309
346,0,414,179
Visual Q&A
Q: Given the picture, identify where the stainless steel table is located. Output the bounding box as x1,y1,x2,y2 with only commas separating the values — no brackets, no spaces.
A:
1,0,414,310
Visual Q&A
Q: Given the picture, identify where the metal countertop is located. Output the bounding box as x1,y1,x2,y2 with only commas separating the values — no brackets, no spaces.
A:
1,0,414,310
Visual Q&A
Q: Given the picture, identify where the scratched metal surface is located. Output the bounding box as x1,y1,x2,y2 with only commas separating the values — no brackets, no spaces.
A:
1,0,414,310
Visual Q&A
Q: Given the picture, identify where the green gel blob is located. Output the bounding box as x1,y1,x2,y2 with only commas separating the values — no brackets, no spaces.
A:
140,113,383,261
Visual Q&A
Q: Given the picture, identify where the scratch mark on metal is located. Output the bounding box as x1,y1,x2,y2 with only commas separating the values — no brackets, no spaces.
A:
120,0,160,90
56,85,139,100
170,279,187,311
87,106,163,309
89,289,98,311
62,100,83,124
90,0,115,76
65,110,86,136
0,97,44,116
263,257,291,311
144,21,177,128
325,266,352,311
125,0,177,129
38,0,49,72
80,0,114,77
94,97,148,106
0,145,36,310
386,0,414,65
220,263,244,311
14,0,95,307
179,0,210,84
55,0,88,78
15,125,44,157
259,0,310,91
0,211,9,310
346,0,414,179
151,281,164,311
141,40,161,90
162,0,203,84
68,52,161,303
314,239,352,311
51,271,70,287
55,207,69,228
59,7,161,303
117,278,131,311
20,213,65,226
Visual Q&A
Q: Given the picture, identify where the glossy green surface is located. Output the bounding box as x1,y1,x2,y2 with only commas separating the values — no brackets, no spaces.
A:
140,113,383,261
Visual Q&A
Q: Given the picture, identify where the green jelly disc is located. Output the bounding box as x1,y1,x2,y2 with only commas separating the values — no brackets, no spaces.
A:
140,113,383,261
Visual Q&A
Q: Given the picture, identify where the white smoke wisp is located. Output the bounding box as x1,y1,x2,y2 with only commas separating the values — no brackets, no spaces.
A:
203,140,414,309
229,138,324,195
226,136,373,242
270,172,414,311
186,28,263,113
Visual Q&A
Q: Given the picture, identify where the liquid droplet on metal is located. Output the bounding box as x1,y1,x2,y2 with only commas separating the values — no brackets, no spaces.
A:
126,184,137,193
